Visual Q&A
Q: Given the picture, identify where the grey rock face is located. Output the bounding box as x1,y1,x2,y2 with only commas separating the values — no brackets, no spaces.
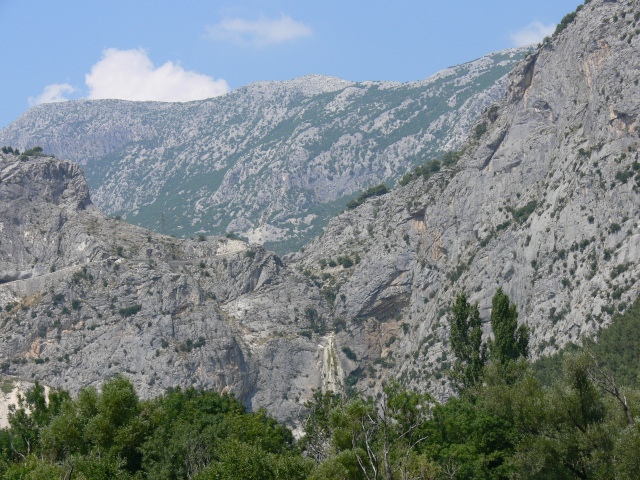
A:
1,0,639,421
287,0,640,398
0,153,335,423
0,51,527,253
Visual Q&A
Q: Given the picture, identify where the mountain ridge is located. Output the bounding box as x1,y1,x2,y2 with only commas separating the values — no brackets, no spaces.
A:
0,48,528,254
1,0,639,423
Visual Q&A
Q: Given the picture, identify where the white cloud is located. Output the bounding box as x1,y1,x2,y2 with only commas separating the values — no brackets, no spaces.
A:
206,14,312,47
28,83,75,106
85,48,229,102
510,21,556,47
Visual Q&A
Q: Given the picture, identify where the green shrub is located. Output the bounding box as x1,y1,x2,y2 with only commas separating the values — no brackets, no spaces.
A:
119,304,142,317
508,200,538,223
341,346,357,361
474,122,487,139
337,256,353,268
554,11,577,36
346,184,389,210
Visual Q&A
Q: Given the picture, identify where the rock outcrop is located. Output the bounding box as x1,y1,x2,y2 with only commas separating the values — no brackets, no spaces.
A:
287,0,640,397
0,154,337,423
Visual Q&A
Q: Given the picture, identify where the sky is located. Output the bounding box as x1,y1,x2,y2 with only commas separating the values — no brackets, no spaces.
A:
0,0,583,129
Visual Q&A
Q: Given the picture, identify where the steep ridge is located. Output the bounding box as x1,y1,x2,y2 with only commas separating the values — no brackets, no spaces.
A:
288,0,640,397
0,50,526,253
0,153,336,424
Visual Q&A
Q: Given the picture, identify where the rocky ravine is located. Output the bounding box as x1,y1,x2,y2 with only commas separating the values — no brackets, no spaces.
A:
0,49,527,253
1,0,640,421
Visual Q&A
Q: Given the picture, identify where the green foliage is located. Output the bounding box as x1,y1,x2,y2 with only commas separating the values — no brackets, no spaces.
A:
336,255,353,268
303,380,433,480
20,146,46,158
506,199,538,224
118,304,142,317
450,291,487,391
534,295,640,388
554,10,577,36
474,122,487,140
345,184,388,210
0,377,309,479
506,353,622,479
488,288,529,366
398,150,464,187
341,346,357,361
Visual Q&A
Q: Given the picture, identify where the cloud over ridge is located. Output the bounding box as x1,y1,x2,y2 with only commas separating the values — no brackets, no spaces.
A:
29,83,75,107
207,14,312,47
510,21,556,47
86,48,229,102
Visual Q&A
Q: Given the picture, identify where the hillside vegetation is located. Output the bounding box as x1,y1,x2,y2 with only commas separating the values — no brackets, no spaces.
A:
2,291,640,479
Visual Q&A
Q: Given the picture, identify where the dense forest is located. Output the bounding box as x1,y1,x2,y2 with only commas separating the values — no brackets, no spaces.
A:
2,291,639,479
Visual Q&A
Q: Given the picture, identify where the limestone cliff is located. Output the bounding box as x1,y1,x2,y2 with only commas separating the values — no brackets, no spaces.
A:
287,0,640,397
0,153,335,423
1,0,639,419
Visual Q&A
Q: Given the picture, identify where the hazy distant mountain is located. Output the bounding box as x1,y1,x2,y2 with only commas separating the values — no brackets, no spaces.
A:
0,48,527,253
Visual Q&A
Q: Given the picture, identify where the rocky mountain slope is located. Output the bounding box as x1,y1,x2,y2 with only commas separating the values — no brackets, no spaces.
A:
1,0,639,422
0,153,336,424
287,0,640,394
0,50,526,254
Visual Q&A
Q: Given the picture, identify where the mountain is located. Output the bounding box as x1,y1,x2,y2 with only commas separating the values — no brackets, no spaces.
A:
1,0,639,422
0,49,527,254
286,0,640,392
0,153,334,424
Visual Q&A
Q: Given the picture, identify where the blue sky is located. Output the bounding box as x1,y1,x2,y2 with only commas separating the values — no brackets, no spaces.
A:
0,0,582,129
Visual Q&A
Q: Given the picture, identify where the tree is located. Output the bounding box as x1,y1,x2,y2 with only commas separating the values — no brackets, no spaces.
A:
488,288,529,365
302,390,344,463
450,291,487,391
508,353,617,479
316,380,432,480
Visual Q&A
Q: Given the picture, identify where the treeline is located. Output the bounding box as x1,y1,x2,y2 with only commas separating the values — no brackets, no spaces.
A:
0,378,311,479
1,146,51,159
2,292,640,479
1,146,20,155
398,150,462,187
346,184,389,210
